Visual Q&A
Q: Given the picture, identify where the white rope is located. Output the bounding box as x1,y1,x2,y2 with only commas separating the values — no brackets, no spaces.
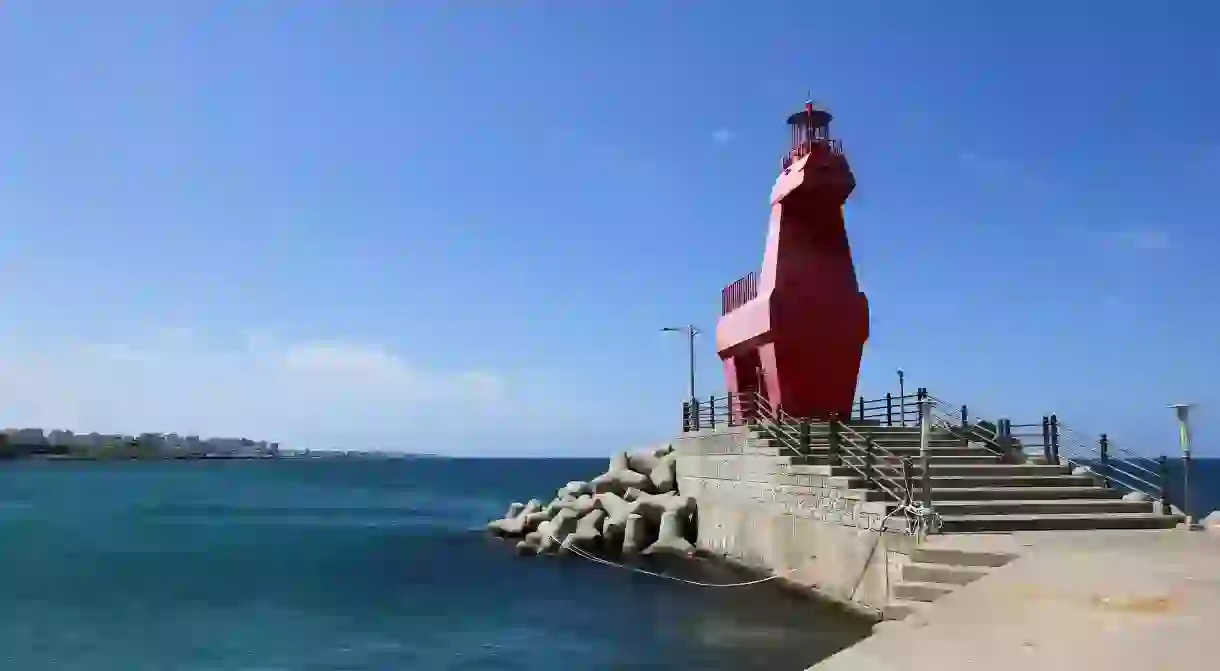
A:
903,502,943,538
545,532,800,588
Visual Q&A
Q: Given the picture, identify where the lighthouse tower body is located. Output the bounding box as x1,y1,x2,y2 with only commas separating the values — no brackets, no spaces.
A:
715,104,869,420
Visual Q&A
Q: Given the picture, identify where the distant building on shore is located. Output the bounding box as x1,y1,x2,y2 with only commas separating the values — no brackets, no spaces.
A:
3,427,282,458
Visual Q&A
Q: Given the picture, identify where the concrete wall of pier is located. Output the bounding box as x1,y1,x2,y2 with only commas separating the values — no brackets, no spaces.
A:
674,425,914,615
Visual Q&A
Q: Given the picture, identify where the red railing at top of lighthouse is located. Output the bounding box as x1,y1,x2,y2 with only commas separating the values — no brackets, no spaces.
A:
781,138,843,171
721,272,758,316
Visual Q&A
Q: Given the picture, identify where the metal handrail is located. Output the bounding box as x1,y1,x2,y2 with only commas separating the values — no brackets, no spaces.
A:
921,392,1167,503
1053,423,1165,500
1057,425,1160,478
924,396,1008,458
681,390,927,432
832,421,911,505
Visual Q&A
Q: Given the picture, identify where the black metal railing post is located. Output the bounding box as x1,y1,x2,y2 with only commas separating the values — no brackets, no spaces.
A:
886,393,893,426
828,414,842,466
798,421,811,453
708,395,716,428
726,393,736,427
1158,455,1171,514
1049,414,1060,465
960,405,968,427
1098,434,1111,488
682,401,690,432
690,398,701,432
1041,416,1051,463
858,396,865,422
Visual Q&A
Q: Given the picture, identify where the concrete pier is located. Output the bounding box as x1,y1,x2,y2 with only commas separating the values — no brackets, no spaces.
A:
811,529,1220,670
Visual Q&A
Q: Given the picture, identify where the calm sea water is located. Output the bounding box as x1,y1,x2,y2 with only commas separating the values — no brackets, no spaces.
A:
0,459,870,671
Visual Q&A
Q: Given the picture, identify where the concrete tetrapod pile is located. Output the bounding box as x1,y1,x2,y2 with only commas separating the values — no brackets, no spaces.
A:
486,444,697,558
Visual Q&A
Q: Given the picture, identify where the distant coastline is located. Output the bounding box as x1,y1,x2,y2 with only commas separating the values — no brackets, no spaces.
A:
1,427,280,461
0,428,440,462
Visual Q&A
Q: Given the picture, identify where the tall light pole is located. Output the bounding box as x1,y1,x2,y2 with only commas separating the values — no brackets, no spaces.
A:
1169,403,1195,527
897,369,906,426
662,325,700,400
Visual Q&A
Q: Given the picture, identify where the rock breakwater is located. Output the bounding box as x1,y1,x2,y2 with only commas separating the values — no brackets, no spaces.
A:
486,443,697,557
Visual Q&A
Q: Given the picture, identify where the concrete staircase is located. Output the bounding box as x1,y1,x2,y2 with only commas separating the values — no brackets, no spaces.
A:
884,542,1021,620
749,422,1182,533
748,421,1185,621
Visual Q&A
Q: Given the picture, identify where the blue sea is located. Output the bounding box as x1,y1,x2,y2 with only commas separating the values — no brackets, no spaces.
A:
0,458,871,671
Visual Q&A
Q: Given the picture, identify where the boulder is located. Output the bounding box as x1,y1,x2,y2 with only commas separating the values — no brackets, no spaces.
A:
596,492,633,523
626,444,672,474
650,452,678,493
549,509,581,545
520,508,556,533
631,492,695,525
556,494,599,516
518,519,555,555
590,468,652,495
609,452,630,473
562,509,608,552
557,481,591,499
642,510,695,557
621,513,648,555
487,499,542,536
504,502,525,519
623,487,646,502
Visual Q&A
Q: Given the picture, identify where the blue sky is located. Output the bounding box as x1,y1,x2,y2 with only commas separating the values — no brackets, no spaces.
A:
0,1,1216,455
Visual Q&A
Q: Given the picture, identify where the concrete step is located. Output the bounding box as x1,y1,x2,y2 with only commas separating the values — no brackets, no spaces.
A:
788,453,1002,466
828,464,1069,478
751,434,964,445
892,581,956,602
911,547,1019,568
853,485,1123,503
845,474,1098,489
749,429,958,441
932,499,1156,516
883,599,930,620
902,562,991,586
789,446,1000,460
923,486,1124,501
939,512,1184,533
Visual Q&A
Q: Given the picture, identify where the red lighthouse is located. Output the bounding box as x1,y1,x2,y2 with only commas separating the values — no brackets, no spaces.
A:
715,101,869,420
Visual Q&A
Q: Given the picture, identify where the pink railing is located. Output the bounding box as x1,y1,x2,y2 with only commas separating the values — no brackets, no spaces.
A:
721,272,758,316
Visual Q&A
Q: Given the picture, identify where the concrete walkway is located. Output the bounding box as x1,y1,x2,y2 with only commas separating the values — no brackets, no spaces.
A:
812,529,1219,670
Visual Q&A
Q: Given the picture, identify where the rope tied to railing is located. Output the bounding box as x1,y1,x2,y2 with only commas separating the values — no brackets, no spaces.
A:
901,502,943,538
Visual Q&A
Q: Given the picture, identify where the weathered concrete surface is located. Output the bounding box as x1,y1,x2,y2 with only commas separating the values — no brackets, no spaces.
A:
675,426,915,616
813,529,1220,670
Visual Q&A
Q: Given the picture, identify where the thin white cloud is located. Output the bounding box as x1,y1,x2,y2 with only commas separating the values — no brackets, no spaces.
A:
1093,229,1171,251
711,128,736,145
0,328,518,452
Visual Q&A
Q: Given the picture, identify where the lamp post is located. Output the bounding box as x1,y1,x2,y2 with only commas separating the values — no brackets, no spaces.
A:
1169,403,1195,527
898,369,906,426
662,325,700,400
